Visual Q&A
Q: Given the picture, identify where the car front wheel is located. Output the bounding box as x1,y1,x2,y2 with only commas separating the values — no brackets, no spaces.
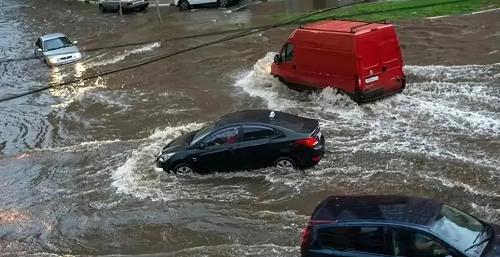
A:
172,163,195,176
274,157,297,170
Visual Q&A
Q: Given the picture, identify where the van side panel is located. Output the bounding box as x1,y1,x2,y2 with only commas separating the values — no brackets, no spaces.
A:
293,30,357,93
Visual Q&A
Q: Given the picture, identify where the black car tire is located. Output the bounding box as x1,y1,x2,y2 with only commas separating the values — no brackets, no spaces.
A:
172,163,195,176
99,4,106,13
178,0,191,10
218,0,228,8
140,6,147,11
274,157,297,170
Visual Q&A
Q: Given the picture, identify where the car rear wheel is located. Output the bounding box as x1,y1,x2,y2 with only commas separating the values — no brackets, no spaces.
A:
99,4,106,13
178,0,191,10
218,0,228,8
173,163,195,176
274,157,297,170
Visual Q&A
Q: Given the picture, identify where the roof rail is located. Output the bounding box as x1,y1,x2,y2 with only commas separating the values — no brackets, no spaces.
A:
299,18,389,32
350,19,388,32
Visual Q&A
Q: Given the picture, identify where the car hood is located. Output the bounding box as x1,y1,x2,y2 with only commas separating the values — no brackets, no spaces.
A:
483,223,500,257
45,45,79,56
161,131,195,154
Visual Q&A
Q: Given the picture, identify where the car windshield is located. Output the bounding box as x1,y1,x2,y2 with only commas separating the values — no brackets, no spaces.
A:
189,121,219,146
44,37,73,51
430,204,491,255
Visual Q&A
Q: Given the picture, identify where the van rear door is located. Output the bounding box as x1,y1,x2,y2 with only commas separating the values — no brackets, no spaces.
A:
356,27,404,93
356,31,383,91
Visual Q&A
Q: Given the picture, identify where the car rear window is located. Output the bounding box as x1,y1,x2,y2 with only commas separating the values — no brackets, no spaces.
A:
313,226,391,255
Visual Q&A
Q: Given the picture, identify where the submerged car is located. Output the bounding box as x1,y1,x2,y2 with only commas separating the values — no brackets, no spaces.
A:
155,109,325,175
175,0,240,10
301,195,500,257
33,33,82,67
98,0,149,13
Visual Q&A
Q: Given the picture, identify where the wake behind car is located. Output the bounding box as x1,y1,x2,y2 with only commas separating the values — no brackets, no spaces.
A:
33,33,82,67
301,195,500,257
98,0,149,13
156,109,325,175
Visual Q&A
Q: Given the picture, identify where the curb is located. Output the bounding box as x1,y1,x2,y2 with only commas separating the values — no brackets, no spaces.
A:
426,7,500,19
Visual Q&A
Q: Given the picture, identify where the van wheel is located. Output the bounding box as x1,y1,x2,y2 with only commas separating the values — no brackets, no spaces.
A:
178,0,191,10
172,163,195,176
274,157,297,170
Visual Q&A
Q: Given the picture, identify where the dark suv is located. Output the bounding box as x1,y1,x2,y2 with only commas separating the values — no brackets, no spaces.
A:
301,195,500,257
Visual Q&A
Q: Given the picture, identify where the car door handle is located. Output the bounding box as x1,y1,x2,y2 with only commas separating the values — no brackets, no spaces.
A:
382,66,387,72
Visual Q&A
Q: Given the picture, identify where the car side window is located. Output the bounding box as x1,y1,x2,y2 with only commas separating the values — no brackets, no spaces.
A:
202,127,239,147
313,226,391,255
391,228,455,257
284,43,294,62
242,126,274,142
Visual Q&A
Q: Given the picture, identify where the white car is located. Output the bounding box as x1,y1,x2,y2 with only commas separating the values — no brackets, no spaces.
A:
175,0,240,10
33,33,82,67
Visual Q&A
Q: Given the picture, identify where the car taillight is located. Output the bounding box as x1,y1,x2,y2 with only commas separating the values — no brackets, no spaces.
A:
296,138,319,147
301,221,313,252
301,220,337,252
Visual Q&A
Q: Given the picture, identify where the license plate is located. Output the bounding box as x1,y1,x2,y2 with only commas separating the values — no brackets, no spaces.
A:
365,76,379,84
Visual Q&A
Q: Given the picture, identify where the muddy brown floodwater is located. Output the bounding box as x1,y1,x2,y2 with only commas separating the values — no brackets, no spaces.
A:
0,0,499,256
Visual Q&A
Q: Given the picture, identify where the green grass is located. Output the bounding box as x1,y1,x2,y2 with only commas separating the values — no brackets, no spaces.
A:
273,0,500,23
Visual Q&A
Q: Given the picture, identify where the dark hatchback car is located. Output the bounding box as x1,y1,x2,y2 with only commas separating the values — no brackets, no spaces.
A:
155,109,325,175
301,195,500,257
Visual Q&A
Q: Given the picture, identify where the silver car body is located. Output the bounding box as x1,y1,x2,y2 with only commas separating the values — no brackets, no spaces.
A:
99,0,149,12
33,33,82,67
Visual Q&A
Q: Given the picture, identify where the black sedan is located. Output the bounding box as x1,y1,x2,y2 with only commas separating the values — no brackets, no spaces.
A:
155,109,325,175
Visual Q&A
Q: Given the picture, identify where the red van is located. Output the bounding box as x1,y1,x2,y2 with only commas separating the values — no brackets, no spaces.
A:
270,19,406,103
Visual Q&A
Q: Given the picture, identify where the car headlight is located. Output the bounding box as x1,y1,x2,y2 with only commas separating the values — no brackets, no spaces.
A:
158,153,175,163
48,57,58,63
74,52,82,59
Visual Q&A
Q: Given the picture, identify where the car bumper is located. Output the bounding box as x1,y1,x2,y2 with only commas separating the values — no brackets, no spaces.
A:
297,135,326,169
123,2,149,9
155,155,174,171
47,55,83,67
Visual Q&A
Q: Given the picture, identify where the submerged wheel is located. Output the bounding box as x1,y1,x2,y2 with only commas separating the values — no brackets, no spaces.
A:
274,157,297,170
178,0,191,10
99,4,106,13
218,0,228,7
172,163,195,176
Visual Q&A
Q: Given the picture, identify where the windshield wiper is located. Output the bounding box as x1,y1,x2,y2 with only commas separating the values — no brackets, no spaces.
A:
464,235,493,252
472,224,490,244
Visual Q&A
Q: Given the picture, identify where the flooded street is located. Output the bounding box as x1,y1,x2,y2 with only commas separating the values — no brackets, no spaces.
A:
1,0,499,255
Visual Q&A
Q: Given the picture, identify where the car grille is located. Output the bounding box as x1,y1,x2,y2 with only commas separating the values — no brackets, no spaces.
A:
60,56,72,60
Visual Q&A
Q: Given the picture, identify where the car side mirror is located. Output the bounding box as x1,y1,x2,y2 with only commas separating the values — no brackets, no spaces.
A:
273,54,282,64
73,40,78,45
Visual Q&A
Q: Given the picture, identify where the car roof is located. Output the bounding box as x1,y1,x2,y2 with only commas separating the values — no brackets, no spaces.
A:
312,195,443,227
213,109,317,133
301,20,393,35
40,33,68,41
